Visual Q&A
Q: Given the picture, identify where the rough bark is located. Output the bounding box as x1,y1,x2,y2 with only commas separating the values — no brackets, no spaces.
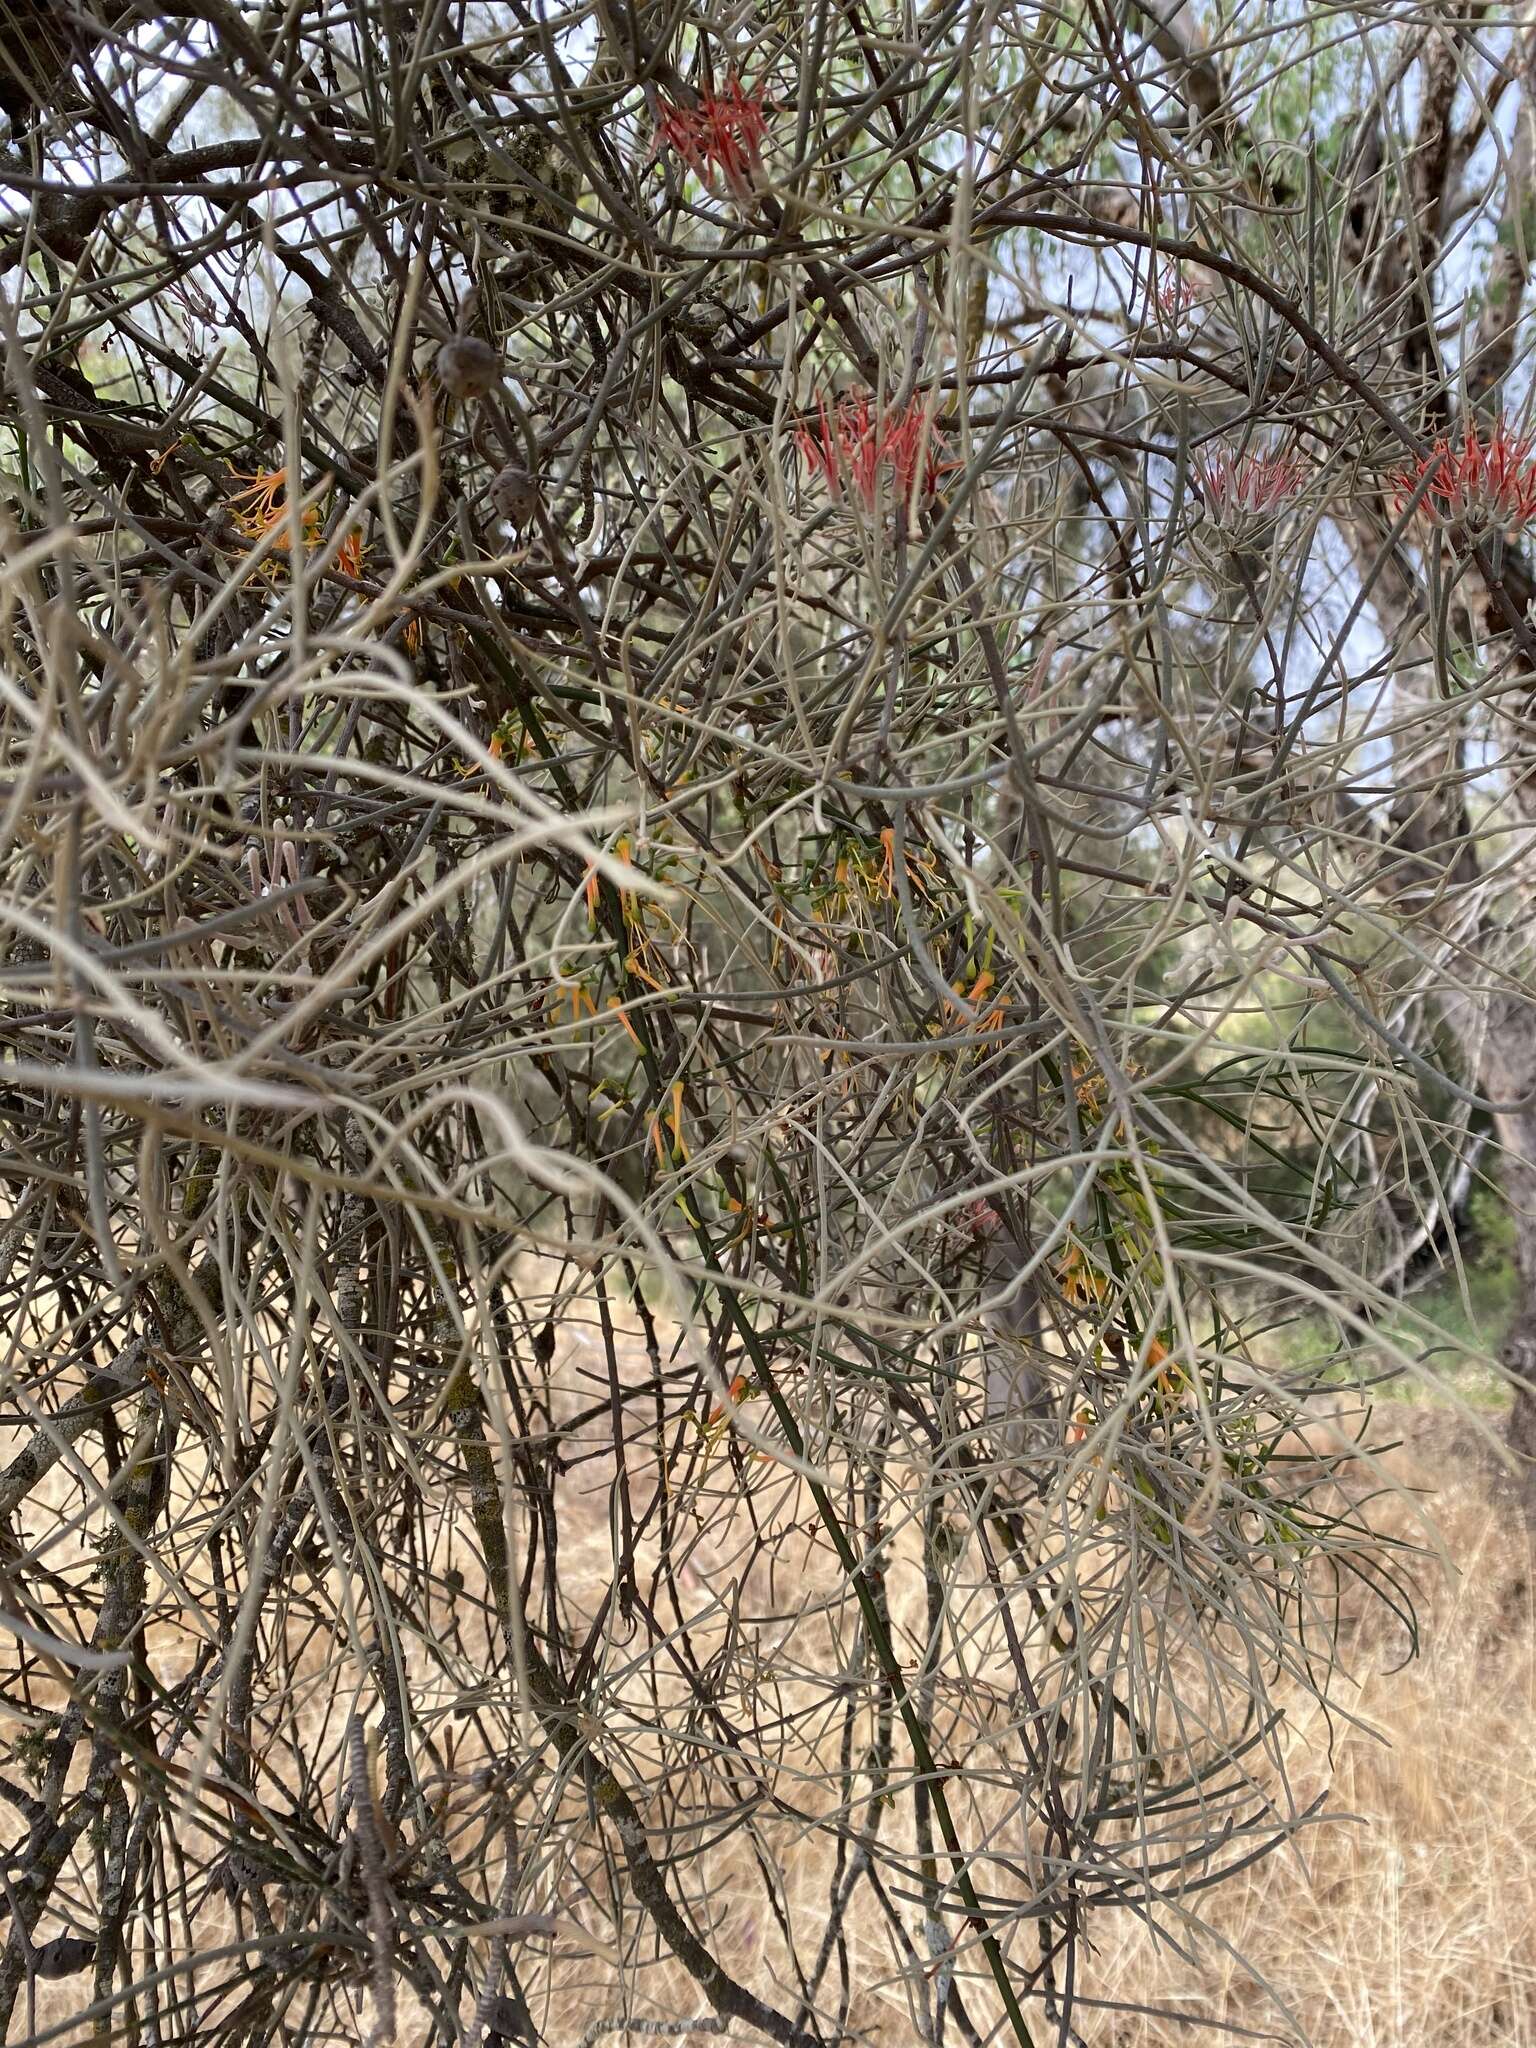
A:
1475,995,1536,1481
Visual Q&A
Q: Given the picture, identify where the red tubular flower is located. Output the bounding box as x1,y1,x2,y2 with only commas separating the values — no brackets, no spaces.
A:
1194,445,1305,526
880,400,948,501
1151,263,1206,321
794,394,839,493
795,391,949,510
796,391,876,505
1393,418,1536,532
841,391,881,506
654,77,768,198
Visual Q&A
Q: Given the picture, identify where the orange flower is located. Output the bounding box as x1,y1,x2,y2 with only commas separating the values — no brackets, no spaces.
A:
649,1080,688,1165
226,466,320,551
947,969,1004,1035
550,981,597,1029
707,1373,751,1426
877,828,897,897
1144,1336,1186,1400
1058,1242,1109,1305
335,526,364,578
1071,1063,1107,1115
606,997,643,1049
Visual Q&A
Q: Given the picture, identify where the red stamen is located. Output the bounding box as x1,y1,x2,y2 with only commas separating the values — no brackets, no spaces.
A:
1194,445,1306,525
654,77,768,199
795,391,950,511
1394,418,1536,532
1151,263,1207,321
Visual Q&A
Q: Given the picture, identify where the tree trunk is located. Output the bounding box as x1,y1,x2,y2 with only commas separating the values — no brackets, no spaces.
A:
1481,994,1536,1486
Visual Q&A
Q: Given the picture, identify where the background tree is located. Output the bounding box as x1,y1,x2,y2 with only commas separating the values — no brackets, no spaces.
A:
0,4,1527,2045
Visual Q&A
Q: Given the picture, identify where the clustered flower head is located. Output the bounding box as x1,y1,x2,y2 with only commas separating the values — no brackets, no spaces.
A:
1393,417,1536,533
226,466,319,552
227,465,367,583
1193,444,1306,529
1150,262,1207,322
654,77,768,199
795,390,950,511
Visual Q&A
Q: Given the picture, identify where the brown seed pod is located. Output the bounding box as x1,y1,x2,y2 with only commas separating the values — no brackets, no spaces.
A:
435,335,503,401
491,463,540,530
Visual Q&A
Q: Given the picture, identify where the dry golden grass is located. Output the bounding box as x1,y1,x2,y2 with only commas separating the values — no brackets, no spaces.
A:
6,1319,1534,2047
1088,1410,1536,2048
524,1405,1536,2048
